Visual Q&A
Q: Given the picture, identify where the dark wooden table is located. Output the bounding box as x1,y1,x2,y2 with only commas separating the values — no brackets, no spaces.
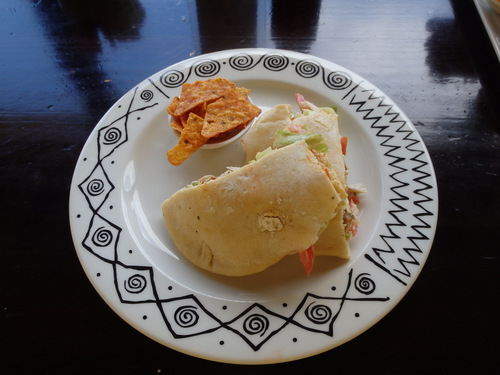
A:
1,0,499,373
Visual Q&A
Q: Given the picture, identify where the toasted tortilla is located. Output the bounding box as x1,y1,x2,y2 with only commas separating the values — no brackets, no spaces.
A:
241,104,351,259
241,104,293,163
161,141,341,276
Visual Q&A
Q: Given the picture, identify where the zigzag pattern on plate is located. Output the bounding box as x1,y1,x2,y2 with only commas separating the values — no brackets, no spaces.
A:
340,84,435,286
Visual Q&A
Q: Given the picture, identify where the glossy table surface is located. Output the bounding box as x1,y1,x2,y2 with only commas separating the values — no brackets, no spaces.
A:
1,0,499,373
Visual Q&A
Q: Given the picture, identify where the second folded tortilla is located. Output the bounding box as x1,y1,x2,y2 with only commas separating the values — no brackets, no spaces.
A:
241,103,351,259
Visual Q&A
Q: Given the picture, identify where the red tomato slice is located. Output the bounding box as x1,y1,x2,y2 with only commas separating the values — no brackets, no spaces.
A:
349,193,360,205
341,136,348,155
298,246,315,276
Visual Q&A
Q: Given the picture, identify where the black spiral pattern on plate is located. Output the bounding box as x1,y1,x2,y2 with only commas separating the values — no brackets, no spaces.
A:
355,273,376,295
86,179,104,196
243,314,269,337
263,54,289,71
194,59,220,77
102,127,122,145
295,59,321,78
304,302,332,324
324,71,352,90
92,226,113,247
160,69,186,88
228,53,289,72
140,89,154,102
174,306,199,328
124,274,147,294
229,53,255,70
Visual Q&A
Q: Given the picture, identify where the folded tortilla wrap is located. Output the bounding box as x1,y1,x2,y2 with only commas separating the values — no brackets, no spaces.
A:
161,141,341,276
241,101,356,260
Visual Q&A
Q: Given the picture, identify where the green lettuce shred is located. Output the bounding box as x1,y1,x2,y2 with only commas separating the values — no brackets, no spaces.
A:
321,106,337,114
255,147,273,161
273,130,328,153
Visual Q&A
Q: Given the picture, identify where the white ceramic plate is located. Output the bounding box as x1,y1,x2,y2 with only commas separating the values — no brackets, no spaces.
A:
69,48,438,364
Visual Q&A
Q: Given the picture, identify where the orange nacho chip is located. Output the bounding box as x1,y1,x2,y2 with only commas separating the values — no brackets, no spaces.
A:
167,113,209,166
167,95,179,117
173,77,236,116
170,101,208,132
235,86,251,99
201,89,261,139
170,116,183,132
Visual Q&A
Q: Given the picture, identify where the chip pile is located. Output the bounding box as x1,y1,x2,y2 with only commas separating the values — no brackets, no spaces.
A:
166,77,261,165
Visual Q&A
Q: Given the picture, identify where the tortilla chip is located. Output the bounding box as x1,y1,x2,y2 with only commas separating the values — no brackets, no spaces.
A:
170,116,184,132
235,87,251,99
167,113,209,166
170,101,207,131
173,77,236,116
201,89,262,138
167,96,180,117
190,101,208,119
